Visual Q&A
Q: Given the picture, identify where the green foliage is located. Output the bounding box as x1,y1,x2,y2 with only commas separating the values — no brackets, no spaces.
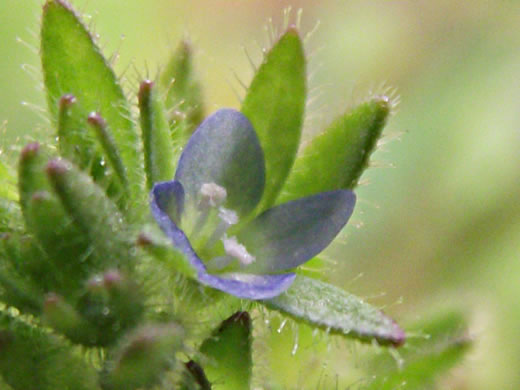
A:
41,0,144,203
0,310,99,390
241,28,306,213
279,97,391,202
160,40,205,134
0,0,470,388
46,159,133,269
138,80,176,189
101,323,184,389
265,275,405,346
137,226,197,279
195,312,252,390
365,310,471,389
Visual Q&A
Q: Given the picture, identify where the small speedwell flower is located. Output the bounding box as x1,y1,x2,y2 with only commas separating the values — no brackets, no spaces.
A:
150,109,356,299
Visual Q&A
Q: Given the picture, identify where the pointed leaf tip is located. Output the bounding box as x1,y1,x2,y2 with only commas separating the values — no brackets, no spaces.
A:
41,0,144,200
222,311,251,328
196,311,253,390
241,27,306,213
265,275,405,346
279,96,391,202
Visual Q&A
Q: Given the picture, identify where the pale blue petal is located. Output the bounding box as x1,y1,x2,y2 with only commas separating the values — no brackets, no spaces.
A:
175,109,265,216
239,190,356,273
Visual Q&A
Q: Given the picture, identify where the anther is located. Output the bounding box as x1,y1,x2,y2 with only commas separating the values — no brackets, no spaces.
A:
222,236,255,266
199,183,227,208
191,183,227,238
205,208,238,249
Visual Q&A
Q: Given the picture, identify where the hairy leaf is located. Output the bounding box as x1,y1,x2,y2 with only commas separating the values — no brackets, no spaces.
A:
197,312,252,390
0,311,99,390
265,275,405,346
160,40,205,133
279,97,390,202
241,28,306,213
41,0,144,202
138,80,176,189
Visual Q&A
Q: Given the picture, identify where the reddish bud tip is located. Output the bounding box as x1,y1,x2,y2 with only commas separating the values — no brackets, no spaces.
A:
31,191,51,202
138,80,154,102
46,159,69,176
20,142,40,159
103,269,123,287
285,25,299,35
44,292,62,308
391,326,406,347
136,233,152,247
87,112,107,128
59,94,76,108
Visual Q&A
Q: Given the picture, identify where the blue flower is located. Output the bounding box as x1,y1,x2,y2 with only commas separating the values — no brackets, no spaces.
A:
150,109,356,300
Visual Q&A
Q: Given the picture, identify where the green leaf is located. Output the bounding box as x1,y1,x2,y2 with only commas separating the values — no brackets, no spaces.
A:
364,310,470,389
26,191,91,290
196,311,252,390
41,0,144,202
57,94,105,180
137,226,197,279
102,323,184,390
0,310,99,390
365,341,470,390
0,254,42,314
180,361,211,390
0,233,48,313
87,112,128,189
279,97,390,203
160,40,205,133
241,27,306,213
18,144,104,294
18,143,52,211
46,159,134,270
42,292,91,340
264,275,405,346
138,80,176,189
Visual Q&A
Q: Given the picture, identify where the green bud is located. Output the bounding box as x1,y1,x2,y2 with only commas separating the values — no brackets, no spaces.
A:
160,39,205,132
102,323,184,390
74,270,144,346
138,80,176,189
46,158,133,270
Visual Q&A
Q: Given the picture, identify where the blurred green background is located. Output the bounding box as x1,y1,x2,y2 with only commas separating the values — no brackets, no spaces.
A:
2,1,520,388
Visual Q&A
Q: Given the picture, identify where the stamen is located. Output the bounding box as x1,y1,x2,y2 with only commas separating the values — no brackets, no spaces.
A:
205,208,238,249
199,183,227,208
222,236,255,266
191,182,227,238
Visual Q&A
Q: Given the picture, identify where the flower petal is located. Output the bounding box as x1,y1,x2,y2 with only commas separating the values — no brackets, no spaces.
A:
150,181,295,299
238,190,356,273
198,271,296,300
175,108,265,217
151,180,185,226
